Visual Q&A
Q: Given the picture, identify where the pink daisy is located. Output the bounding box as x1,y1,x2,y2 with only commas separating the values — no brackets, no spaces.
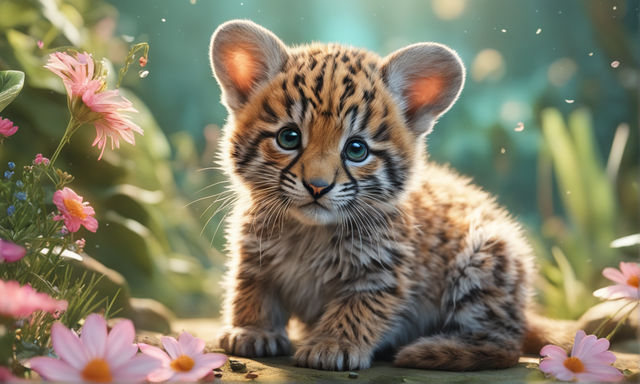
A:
594,262,640,300
0,280,68,318
138,332,227,382
539,330,623,382
29,314,161,383
52,187,98,233
0,117,18,138
45,51,143,160
0,239,26,263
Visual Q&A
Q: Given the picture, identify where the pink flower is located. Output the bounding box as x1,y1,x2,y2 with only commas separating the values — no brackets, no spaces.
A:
138,332,227,382
0,239,26,263
29,314,162,383
539,330,623,382
52,187,98,233
81,81,143,160
594,262,640,300
33,153,50,165
0,280,68,318
44,51,143,160
0,117,18,138
0,366,26,383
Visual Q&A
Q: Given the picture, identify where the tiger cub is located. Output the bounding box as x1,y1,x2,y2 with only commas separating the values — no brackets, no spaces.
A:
210,20,535,371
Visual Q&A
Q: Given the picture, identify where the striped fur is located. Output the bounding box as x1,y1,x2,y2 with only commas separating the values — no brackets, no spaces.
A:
211,20,535,371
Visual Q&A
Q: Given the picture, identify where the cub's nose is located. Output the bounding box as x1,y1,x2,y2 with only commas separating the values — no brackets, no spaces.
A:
303,178,333,198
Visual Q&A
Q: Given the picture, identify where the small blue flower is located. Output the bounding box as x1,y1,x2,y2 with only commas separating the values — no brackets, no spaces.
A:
7,162,15,170
7,205,15,216
15,192,27,201
15,180,24,188
4,170,13,179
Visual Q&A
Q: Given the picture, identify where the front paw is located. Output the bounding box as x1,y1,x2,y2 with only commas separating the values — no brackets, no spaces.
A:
218,326,291,357
294,338,371,371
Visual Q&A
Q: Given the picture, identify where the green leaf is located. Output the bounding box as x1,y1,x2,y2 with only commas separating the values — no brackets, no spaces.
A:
0,70,25,113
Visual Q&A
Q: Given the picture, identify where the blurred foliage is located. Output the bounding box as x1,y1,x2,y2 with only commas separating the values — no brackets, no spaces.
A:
0,0,637,320
0,0,225,317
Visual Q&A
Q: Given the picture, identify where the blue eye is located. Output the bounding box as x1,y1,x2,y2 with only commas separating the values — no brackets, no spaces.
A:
344,139,368,162
276,125,301,150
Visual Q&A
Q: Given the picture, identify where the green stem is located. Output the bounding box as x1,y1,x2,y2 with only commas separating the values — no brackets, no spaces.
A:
48,118,81,169
592,299,635,337
605,302,639,340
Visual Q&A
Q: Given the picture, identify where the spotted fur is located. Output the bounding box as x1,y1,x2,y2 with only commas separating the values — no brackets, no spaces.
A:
210,20,537,371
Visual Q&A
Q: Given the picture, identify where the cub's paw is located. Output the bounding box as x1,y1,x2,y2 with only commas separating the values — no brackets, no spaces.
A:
218,327,291,357
294,338,371,371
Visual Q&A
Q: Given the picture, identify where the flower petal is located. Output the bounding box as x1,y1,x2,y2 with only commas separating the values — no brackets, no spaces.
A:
147,367,175,383
619,262,640,278
161,335,182,359
602,268,627,285
81,313,108,359
178,332,205,356
112,354,163,383
138,343,171,365
577,364,624,383
29,357,82,382
574,333,599,360
540,344,567,360
105,319,138,369
51,323,88,370
193,353,227,370
570,330,586,357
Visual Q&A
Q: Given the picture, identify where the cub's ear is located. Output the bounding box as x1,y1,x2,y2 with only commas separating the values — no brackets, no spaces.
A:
381,43,465,135
210,20,288,112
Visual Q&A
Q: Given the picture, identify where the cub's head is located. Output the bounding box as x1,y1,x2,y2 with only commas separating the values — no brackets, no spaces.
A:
210,20,464,226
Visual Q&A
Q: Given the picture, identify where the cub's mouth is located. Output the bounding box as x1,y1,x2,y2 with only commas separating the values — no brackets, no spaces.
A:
289,202,337,225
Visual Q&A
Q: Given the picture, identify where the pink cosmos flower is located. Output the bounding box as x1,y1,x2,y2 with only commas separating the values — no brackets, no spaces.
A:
138,332,227,382
52,187,98,233
45,51,143,160
539,330,623,382
29,314,162,383
33,153,50,165
0,239,26,263
0,280,67,318
594,262,640,300
0,117,18,138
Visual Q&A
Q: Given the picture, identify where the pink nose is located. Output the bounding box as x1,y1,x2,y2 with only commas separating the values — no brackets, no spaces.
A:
304,179,330,198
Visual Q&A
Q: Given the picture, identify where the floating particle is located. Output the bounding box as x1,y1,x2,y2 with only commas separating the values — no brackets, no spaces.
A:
500,147,506,154
37,40,44,49
161,18,166,22
514,122,524,132
588,52,594,56
536,28,542,35
190,0,197,3
138,70,149,78
245,372,258,379
610,60,620,68
122,34,134,43
613,5,617,10
565,99,575,104
348,372,359,379
566,190,571,195
501,28,507,33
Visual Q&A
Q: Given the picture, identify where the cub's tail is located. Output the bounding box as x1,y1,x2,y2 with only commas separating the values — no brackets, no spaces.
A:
522,311,577,354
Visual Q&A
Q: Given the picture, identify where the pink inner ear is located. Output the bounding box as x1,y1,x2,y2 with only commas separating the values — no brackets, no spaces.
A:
223,46,258,93
407,75,444,113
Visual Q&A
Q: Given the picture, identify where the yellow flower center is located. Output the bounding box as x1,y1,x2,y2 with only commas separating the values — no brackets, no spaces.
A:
563,356,585,373
63,197,87,219
170,355,195,372
82,358,112,383
627,274,639,288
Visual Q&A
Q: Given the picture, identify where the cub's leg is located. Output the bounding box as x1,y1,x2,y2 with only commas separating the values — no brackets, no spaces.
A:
395,233,529,370
294,288,405,371
218,256,291,357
